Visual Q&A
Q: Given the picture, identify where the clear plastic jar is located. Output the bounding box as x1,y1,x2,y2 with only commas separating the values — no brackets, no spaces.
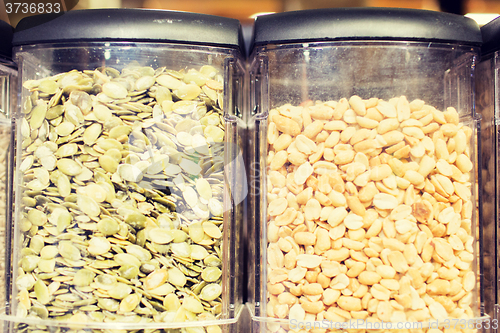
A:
248,8,483,331
10,9,245,332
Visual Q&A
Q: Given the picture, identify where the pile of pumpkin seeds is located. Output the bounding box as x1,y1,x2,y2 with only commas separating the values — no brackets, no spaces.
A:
15,62,226,330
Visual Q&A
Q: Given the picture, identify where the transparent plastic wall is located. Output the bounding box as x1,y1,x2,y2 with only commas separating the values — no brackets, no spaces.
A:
0,118,12,307
10,42,245,332
0,60,16,313
0,305,246,333
248,41,483,332
476,55,497,325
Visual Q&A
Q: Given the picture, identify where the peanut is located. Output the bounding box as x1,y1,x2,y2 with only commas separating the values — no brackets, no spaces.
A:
273,114,301,136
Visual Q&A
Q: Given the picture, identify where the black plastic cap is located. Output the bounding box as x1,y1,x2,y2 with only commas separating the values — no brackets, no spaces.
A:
0,20,13,61
251,8,482,52
481,16,500,56
13,9,244,52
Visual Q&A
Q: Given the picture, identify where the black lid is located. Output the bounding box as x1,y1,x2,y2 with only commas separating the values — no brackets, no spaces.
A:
251,8,482,51
13,9,244,52
480,16,500,56
0,20,13,61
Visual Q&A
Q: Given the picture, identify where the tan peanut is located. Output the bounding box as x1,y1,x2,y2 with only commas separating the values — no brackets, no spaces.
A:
273,114,301,136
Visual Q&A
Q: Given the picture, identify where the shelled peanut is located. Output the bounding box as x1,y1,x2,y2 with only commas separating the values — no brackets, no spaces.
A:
265,96,476,325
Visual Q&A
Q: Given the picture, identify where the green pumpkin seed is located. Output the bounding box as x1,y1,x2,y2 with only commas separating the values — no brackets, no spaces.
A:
73,268,96,287
149,228,174,244
204,255,221,267
38,80,59,94
201,267,222,282
118,163,143,182
70,90,92,114
57,158,81,176
27,208,47,226
83,123,102,145
21,255,40,272
189,222,205,244
171,242,191,258
119,293,141,312
190,245,209,260
46,105,65,120
56,143,78,157
40,245,59,259
115,253,141,268
202,221,222,239
77,195,101,217
58,241,82,261
30,104,48,130
168,267,186,287
108,282,132,299
34,279,51,304
183,69,209,86
135,76,156,91
98,154,119,173
118,265,139,280
98,298,120,312
125,244,152,261
109,125,132,139
88,237,111,255
38,258,56,273
96,138,123,151
175,83,201,100
182,296,204,313
102,82,128,99
157,75,182,90
97,217,120,236
199,283,222,302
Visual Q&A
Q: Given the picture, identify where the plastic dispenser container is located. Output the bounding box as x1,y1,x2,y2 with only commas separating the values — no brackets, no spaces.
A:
7,9,246,333
247,8,484,333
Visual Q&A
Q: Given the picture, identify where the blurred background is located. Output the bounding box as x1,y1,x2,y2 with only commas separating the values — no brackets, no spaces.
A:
71,0,498,26
0,0,498,26
63,0,500,48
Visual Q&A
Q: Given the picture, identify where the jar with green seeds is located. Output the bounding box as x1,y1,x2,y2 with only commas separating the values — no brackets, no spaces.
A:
10,8,245,333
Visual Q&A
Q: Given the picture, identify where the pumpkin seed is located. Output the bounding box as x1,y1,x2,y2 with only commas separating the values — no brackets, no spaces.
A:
103,82,128,99
201,267,222,282
200,283,222,302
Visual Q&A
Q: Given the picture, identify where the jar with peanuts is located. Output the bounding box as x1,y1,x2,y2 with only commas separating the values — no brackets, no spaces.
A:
247,8,484,333
9,8,246,333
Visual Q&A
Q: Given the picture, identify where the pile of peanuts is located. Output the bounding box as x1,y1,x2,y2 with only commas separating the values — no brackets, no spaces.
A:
265,96,476,326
